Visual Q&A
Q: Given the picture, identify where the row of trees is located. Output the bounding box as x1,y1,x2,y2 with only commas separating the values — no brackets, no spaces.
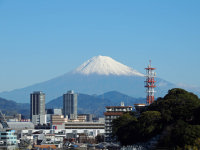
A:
112,88,200,149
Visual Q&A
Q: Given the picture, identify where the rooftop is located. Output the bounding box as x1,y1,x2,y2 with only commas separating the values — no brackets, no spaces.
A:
106,106,132,108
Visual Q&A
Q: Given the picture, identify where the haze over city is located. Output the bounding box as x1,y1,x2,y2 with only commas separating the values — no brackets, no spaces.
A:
0,0,200,93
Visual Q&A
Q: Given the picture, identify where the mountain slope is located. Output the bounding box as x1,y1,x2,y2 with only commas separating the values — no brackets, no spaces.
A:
47,93,111,116
0,97,29,118
0,56,177,103
98,91,145,104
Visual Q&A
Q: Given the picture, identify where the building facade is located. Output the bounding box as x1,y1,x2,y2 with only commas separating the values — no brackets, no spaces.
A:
51,115,68,130
64,122,104,137
77,114,94,122
63,90,77,120
30,91,46,125
46,109,62,123
0,129,17,150
104,102,132,142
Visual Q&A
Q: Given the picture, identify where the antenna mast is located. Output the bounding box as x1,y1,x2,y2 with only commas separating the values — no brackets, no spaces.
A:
145,60,156,104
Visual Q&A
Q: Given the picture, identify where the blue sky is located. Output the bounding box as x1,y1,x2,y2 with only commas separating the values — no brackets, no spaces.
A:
0,0,200,92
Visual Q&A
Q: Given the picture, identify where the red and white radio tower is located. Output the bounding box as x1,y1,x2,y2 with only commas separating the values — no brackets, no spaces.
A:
145,60,156,105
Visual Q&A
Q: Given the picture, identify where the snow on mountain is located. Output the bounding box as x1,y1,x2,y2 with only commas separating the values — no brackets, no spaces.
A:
0,55,178,103
73,55,144,76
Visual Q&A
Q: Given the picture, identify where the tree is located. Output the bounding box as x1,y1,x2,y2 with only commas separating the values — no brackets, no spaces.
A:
112,88,200,149
112,112,138,145
138,111,162,140
148,88,200,124
171,120,200,148
112,111,162,145
95,134,104,143
112,112,137,136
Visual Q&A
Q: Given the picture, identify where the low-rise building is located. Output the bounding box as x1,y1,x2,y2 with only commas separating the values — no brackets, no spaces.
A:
7,122,34,131
51,115,68,130
0,129,18,150
64,122,104,137
32,115,46,125
46,109,62,123
78,114,93,122
5,114,21,122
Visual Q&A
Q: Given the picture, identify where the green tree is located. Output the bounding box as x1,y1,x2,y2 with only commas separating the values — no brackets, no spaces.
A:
112,112,137,136
112,112,138,145
171,120,200,148
112,88,200,149
138,111,162,140
148,88,200,124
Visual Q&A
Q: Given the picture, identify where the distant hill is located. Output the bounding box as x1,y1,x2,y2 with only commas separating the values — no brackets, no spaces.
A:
98,91,145,105
47,93,110,116
47,91,145,116
0,97,29,118
0,91,145,119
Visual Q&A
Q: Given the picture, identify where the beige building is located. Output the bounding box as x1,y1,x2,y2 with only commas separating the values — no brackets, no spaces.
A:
77,115,87,122
51,115,68,129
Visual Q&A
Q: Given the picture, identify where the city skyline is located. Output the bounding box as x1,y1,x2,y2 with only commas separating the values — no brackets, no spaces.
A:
0,0,200,92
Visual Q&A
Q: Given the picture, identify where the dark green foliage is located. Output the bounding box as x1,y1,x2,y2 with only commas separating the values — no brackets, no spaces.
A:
112,112,139,145
112,111,162,145
148,88,200,124
138,111,162,140
112,88,200,149
112,112,137,135
193,106,200,124
164,88,198,100
95,134,104,143
171,120,200,147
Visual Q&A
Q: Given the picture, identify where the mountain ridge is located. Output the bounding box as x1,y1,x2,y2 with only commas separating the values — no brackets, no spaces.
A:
0,91,144,118
46,91,145,116
0,97,29,118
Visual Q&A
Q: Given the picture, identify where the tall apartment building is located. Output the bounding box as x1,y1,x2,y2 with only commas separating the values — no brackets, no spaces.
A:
104,102,132,142
63,90,77,120
30,91,46,125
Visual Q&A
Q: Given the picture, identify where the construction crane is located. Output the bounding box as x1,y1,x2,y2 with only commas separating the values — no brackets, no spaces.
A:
0,110,9,129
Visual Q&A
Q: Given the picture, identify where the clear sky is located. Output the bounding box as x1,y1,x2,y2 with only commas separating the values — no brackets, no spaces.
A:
0,0,199,92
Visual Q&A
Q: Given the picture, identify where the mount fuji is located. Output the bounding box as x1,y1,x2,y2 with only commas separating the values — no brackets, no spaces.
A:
73,55,144,76
0,55,176,103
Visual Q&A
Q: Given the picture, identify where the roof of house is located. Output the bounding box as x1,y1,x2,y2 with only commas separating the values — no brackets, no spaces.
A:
104,112,124,116
34,145,57,149
106,106,132,108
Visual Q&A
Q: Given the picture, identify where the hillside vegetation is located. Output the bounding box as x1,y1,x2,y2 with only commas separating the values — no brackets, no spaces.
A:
112,88,200,149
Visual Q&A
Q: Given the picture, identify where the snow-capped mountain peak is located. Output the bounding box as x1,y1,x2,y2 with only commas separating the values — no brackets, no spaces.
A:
73,55,144,76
